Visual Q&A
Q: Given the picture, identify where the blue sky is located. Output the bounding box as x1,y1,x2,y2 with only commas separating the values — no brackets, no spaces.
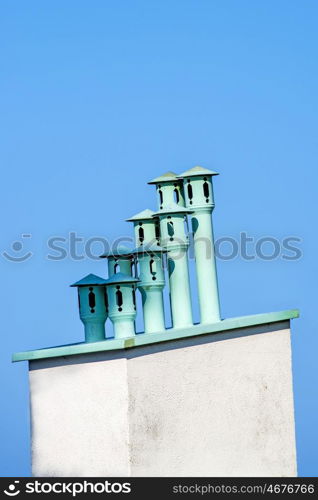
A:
0,0,317,476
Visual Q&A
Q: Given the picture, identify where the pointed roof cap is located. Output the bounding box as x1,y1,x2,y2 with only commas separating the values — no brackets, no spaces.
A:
104,272,139,286
126,208,156,222
99,245,134,259
178,165,219,178
148,171,180,185
133,244,167,254
152,203,193,217
70,273,107,287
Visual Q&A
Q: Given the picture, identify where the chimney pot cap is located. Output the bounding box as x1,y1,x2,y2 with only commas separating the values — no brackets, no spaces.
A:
148,171,179,184
152,204,194,217
70,273,107,287
133,244,168,254
99,245,135,259
177,166,219,178
104,272,140,286
126,208,156,221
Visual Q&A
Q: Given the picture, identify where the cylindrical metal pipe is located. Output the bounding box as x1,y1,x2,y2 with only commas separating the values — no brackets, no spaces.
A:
136,247,166,333
100,246,135,277
70,274,108,343
107,256,133,277
166,246,193,328
127,209,167,334
191,209,220,323
126,209,160,247
104,273,139,339
148,171,185,210
139,286,165,333
178,166,221,323
154,205,194,329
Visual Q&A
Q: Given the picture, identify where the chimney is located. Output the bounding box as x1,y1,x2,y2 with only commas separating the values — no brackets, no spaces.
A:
13,165,299,478
70,274,108,342
134,245,167,333
127,209,166,333
178,166,220,323
100,245,135,277
153,204,193,328
104,272,139,339
126,209,160,247
148,171,185,209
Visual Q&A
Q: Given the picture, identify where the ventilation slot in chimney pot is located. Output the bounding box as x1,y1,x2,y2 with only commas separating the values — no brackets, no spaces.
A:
187,181,193,204
138,224,144,243
203,177,209,202
167,219,174,241
116,287,123,312
173,185,180,204
158,186,163,208
88,288,96,313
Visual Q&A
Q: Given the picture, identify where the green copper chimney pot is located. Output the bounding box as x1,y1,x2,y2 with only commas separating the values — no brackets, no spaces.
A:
152,204,193,249
178,166,221,324
126,209,160,247
153,204,193,329
178,165,219,178
127,207,167,333
104,272,139,339
100,245,135,277
148,171,185,210
134,245,167,334
70,273,108,343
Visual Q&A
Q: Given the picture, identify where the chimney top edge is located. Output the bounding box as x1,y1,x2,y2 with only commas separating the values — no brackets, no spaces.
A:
126,208,156,221
178,166,219,178
148,171,179,184
70,273,107,287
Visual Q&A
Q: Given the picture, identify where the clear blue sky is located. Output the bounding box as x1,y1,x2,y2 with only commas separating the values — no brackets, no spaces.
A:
0,1,317,476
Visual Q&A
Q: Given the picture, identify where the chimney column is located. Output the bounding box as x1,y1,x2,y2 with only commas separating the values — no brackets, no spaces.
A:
153,205,193,329
178,166,220,323
127,209,166,333
148,171,185,210
135,246,166,333
100,246,135,277
70,274,108,342
104,273,139,339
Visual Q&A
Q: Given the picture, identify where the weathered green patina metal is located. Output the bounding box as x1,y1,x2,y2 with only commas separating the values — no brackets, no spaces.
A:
70,274,108,343
148,171,185,209
153,204,194,329
178,165,219,178
100,245,135,277
126,209,160,247
12,309,299,362
134,245,167,333
103,272,139,339
178,166,220,324
127,207,167,333
12,166,300,361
